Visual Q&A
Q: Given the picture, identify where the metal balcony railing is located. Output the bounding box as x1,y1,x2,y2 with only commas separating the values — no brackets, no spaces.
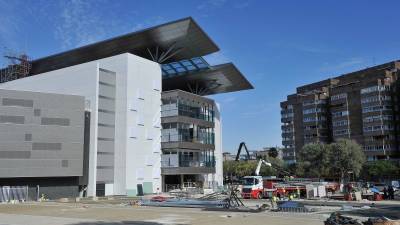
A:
161,159,215,168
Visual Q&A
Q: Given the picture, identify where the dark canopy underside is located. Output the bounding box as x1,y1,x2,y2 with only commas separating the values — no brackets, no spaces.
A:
30,17,219,75
162,63,254,96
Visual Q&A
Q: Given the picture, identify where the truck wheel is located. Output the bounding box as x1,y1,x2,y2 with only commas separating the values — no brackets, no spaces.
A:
257,192,262,199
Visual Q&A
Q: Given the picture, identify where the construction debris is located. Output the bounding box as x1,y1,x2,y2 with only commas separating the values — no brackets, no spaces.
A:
325,213,400,225
363,217,400,225
140,186,266,213
324,212,363,225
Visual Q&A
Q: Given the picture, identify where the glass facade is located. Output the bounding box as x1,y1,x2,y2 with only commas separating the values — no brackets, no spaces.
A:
161,57,209,78
161,122,215,145
161,150,215,168
162,97,214,122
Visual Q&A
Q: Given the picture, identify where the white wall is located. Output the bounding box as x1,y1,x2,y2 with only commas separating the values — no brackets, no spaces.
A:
125,54,162,195
0,53,162,196
214,103,223,187
99,54,161,195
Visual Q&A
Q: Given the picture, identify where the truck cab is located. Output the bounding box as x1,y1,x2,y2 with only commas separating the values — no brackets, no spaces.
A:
241,176,264,199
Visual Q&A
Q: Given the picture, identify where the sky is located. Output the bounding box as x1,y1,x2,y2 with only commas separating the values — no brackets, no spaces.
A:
0,0,399,153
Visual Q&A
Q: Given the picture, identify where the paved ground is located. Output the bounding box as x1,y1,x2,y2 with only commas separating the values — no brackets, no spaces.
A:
243,199,400,219
1,199,399,225
0,202,326,225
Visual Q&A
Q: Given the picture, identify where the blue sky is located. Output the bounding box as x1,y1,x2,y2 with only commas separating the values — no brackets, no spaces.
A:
1,0,399,152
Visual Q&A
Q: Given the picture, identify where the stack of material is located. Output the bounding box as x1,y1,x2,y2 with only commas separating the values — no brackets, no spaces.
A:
363,217,400,225
324,212,362,225
278,201,308,213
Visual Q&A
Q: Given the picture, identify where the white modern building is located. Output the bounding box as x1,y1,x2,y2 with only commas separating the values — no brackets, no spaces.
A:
0,17,253,198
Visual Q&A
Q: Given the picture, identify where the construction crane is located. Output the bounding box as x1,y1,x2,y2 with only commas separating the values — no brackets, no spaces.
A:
235,142,250,161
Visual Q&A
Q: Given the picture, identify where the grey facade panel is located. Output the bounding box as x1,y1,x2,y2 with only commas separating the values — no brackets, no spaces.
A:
0,115,24,124
34,109,41,116
96,69,116,183
0,89,85,178
2,98,33,107
98,112,115,126
41,117,70,126
25,133,32,141
98,85,116,99
0,151,31,159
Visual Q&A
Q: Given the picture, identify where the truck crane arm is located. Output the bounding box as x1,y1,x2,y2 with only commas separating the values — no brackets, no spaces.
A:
255,159,272,176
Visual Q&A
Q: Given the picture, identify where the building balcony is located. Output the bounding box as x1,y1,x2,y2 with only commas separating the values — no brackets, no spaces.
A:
162,90,215,123
161,115,214,128
161,155,215,175
162,133,214,144
282,139,294,146
281,132,294,138
161,167,216,175
281,117,294,123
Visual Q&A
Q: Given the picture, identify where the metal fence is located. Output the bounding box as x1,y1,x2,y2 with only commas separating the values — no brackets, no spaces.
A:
0,186,29,203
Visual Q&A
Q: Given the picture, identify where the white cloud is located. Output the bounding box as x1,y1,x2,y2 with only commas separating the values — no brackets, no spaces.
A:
131,16,166,32
55,0,105,49
240,102,278,118
0,0,29,66
197,0,227,10
234,1,250,9
54,0,163,50
318,57,367,73
268,41,335,54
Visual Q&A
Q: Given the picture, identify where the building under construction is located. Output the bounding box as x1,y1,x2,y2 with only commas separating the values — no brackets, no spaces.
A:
0,54,32,83
0,17,253,199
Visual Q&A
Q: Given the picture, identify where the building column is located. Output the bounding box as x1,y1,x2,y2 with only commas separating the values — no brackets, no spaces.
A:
180,174,184,189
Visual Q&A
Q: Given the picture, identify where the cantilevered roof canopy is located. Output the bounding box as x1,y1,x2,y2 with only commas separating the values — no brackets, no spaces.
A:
30,17,219,75
162,63,254,96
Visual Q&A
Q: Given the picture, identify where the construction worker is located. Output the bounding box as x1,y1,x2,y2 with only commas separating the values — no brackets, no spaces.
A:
270,194,277,209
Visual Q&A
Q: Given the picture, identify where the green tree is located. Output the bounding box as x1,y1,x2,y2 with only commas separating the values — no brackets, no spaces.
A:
268,147,279,158
329,139,365,182
223,157,285,178
361,160,399,181
259,156,285,176
223,160,236,178
297,143,330,178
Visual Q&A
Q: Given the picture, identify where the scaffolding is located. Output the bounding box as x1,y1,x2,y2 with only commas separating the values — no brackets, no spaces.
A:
0,54,32,83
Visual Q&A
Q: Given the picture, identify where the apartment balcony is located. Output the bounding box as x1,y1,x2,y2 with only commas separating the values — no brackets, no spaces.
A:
161,156,215,175
162,90,215,123
162,115,214,128
282,148,296,161
281,117,294,123
282,139,294,146
161,133,215,150
281,132,294,138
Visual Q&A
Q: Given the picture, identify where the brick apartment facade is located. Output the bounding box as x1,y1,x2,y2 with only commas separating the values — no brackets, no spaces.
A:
281,61,400,163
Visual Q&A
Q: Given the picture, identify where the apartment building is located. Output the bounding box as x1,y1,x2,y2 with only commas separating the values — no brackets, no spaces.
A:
281,61,400,163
